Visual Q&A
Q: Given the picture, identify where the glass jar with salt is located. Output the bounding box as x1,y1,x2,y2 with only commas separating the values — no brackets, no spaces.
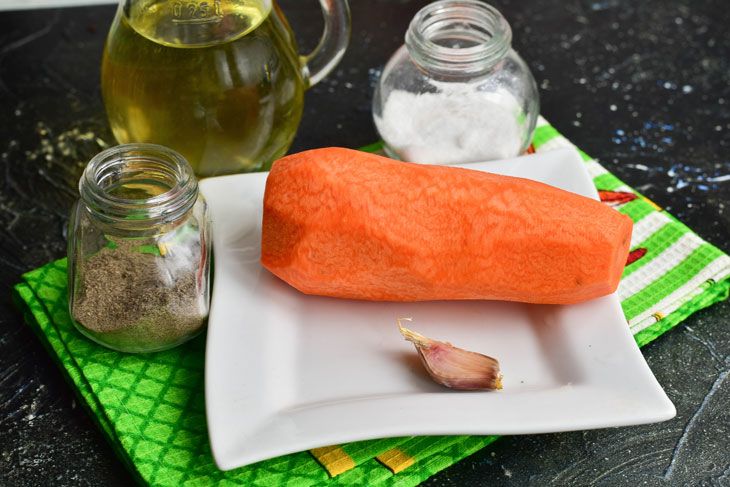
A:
372,0,539,165
67,143,211,353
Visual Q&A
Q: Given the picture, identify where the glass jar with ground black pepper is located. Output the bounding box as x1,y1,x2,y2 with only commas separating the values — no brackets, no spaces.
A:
68,143,211,353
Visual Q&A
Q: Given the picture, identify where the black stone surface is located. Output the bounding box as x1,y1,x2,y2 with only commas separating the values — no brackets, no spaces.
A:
1,0,729,486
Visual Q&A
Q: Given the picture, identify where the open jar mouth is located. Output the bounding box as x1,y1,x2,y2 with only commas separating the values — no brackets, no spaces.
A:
405,0,512,75
81,143,198,226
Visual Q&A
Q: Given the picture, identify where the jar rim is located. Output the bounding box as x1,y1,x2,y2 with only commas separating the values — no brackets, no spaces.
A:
405,0,512,75
80,143,199,226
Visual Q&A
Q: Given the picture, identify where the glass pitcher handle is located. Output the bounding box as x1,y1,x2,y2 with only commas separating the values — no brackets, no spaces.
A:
301,0,351,88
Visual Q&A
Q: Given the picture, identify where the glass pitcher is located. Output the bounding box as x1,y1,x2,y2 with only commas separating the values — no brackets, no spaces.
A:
101,0,350,177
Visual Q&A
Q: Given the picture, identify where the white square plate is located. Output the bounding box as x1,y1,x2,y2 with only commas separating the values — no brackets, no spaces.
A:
201,148,675,471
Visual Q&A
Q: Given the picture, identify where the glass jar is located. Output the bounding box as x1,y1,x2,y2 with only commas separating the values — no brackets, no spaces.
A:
67,143,211,353
372,0,539,165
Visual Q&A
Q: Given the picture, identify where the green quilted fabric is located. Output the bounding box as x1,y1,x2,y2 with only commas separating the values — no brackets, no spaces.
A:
12,119,730,486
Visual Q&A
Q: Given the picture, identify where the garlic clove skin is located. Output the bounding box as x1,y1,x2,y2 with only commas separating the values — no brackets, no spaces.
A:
398,318,502,391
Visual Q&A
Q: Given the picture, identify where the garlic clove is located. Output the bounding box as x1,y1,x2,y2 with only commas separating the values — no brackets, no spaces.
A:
398,318,502,391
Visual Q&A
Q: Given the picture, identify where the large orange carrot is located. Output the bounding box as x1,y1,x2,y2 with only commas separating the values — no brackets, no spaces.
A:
261,148,633,304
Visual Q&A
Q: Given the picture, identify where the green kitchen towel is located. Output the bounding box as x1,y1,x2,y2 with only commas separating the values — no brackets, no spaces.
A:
12,118,730,487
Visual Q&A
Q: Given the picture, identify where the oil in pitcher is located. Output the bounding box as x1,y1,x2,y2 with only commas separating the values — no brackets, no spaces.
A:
101,0,350,177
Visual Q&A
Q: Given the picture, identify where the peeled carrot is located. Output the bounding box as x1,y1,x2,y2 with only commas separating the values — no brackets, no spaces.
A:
261,148,633,304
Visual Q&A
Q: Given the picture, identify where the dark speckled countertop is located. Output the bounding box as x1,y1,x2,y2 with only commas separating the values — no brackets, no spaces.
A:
1,0,729,486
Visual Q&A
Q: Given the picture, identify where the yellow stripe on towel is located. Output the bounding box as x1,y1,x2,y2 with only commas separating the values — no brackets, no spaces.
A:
376,447,416,474
642,196,663,211
310,445,356,477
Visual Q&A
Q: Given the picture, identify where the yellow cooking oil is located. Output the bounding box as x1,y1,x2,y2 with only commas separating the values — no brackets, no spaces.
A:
101,0,305,177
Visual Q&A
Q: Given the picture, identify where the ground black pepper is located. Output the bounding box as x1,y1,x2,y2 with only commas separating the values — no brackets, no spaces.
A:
72,243,206,352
